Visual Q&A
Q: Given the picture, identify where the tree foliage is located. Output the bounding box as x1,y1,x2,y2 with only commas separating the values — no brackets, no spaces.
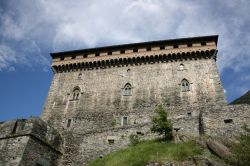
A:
151,105,173,140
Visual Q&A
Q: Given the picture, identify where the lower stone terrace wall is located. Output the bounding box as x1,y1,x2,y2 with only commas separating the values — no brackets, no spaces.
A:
60,123,154,165
60,113,201,165
202,104,250,140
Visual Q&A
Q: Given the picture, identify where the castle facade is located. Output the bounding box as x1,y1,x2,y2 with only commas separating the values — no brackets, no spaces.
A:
0,35,249,166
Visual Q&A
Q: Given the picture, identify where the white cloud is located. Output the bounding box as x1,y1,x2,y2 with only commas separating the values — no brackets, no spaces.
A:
0,0,250,73
0,44,17,71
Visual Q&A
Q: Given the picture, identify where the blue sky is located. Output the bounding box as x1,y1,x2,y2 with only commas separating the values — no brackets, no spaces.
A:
0,0,250,121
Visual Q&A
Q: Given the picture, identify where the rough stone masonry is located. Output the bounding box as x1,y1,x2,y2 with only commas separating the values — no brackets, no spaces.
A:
0,35,249,166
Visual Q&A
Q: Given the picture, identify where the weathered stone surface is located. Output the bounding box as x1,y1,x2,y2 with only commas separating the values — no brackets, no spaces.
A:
39,35,249,164
202,104,250,140
0,118,62,166
206,139,232,158
1,36,250,165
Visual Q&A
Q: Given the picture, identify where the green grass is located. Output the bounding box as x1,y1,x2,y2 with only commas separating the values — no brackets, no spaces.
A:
88,140,202,166
225,135,250,166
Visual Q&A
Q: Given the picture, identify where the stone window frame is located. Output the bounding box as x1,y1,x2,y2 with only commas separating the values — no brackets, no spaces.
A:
224,119,233,124
72,86,81,100
179,79,192,92
122,83,133,96
66,119,72,128
78,73,82,80
121,116,128,126
177,63,186,71
107,136,116,145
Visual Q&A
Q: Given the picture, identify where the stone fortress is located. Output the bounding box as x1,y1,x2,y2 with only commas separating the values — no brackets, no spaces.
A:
0,35,250,166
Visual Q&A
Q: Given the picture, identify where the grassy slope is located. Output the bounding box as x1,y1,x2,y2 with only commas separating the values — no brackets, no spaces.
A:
88,140,202,166
230,90,250,105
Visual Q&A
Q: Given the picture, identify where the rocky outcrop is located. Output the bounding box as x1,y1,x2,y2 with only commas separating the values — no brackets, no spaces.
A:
207,139,232,158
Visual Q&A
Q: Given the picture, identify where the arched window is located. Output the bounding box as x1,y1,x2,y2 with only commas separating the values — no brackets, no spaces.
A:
123,83,132,96
181,79,190,92
72,87,81,100
78,73,82,79
179,64,184,71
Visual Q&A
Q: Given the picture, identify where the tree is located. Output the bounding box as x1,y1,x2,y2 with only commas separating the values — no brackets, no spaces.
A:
151,105,173,140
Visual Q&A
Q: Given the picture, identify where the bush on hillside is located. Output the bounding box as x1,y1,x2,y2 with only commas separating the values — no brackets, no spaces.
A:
151,105,173,140
129,134,140,146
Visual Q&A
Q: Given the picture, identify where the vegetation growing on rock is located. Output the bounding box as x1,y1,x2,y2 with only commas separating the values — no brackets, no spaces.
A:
87,140,202,166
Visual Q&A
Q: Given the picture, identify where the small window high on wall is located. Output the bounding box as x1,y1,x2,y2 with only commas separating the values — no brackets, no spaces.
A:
123,83,132,96
181,79,190,92
179,64,184,70
72,87,81,100
78,73,82,79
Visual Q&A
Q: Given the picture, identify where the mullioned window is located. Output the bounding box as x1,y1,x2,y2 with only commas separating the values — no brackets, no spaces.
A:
123,83,132,96
181,79,190,92
72,87,81,100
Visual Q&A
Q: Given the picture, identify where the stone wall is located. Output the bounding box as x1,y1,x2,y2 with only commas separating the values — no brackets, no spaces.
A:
41,49,226,165
39,36,230,165
42,58,225,130
202,104,250,140
61,123,155,165
0,118,62,166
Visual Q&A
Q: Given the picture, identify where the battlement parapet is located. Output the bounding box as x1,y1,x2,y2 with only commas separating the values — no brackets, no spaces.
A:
50,35,218,73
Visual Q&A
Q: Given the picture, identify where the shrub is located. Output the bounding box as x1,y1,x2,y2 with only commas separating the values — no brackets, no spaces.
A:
151,105,173,140
129,134,140,146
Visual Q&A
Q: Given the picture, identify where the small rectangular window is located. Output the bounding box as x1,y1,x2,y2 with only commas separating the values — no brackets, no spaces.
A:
71,56,76,59
108,139,114,144
67,119,71,127
83,54,88,58
95,53,100,56
224,119,233,123
136,131,144,135
120,50,125,54
122,117,128,126
187,112,192,116
146,47,151,51
173,45,178,48
60,57,65,61
108,52,112,55
187,43,192,47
